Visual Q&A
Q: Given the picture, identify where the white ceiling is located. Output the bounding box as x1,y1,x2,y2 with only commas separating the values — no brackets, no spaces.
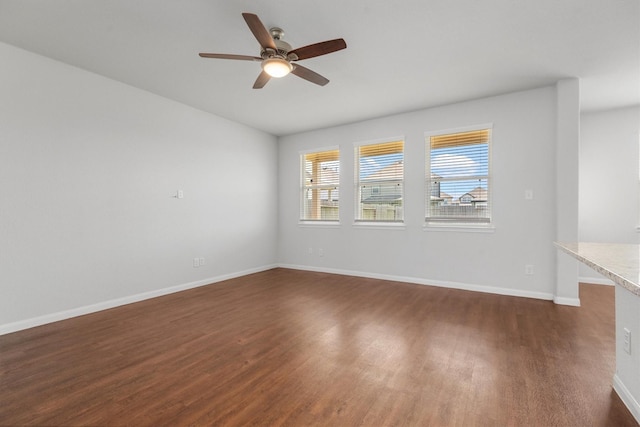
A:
0,0,638,136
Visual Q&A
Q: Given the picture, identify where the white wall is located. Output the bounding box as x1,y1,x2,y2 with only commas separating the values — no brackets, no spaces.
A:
579,106,640,283
555,79,580,305
278,87,561,300
8,37,622,332
0,43,278,332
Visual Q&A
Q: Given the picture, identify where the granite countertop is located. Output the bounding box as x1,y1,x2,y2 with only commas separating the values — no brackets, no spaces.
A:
555,242,640,296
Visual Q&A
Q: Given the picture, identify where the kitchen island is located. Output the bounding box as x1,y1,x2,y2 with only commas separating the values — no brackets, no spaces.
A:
556,242,640,423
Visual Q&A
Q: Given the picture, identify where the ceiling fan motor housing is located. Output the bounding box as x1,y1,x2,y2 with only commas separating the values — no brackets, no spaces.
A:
261,27,295,60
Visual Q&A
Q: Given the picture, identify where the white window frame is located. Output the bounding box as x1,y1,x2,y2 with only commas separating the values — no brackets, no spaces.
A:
299,146,340,224
424,124,494,232
354,137,405,225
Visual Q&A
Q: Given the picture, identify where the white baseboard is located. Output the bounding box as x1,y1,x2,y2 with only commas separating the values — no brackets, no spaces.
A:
278,263,556,302
1,263,582,336
553,296,581,306
0,264,277,336
613,373,640,424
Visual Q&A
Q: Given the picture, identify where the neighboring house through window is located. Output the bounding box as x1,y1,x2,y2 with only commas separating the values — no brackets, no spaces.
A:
300,148,340,221
426,126,491,224
355,139,404,222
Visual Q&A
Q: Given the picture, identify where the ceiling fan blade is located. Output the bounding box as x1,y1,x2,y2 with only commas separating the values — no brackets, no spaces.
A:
289,39,347,61
199,53,262,61
253,70,271,89
242,13,277,51
291,64,330,86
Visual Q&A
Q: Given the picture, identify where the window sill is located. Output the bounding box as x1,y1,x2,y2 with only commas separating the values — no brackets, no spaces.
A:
423,223,495,233
298,221,341,228
353,221,406,230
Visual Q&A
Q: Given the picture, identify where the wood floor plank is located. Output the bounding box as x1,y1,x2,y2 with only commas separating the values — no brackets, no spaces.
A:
0,268,637,426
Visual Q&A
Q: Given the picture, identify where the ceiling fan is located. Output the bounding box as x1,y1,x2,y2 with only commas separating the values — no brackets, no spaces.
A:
199,13,347,89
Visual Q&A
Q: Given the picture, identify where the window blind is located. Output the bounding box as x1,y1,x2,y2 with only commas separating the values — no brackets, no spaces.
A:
356,140,404,222
426,129,491,223
300,149,340,221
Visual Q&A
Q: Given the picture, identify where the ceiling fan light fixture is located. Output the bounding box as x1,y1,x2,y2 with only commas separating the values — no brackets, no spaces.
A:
262,57,292,78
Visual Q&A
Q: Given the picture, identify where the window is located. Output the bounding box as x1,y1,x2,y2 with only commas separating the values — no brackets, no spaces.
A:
355,140,404,222
300,148,340,221
426,127,491,223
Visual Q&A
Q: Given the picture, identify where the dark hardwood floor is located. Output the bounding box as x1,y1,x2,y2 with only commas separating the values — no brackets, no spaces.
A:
0,268,636,426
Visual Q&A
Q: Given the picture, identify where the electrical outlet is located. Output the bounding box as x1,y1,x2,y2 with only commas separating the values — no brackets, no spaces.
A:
623,328,631,354
178,190,184,199
199,257,205,266
193,257,200,268
525,265,534,275
525,189,534,200
318,248,324,257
